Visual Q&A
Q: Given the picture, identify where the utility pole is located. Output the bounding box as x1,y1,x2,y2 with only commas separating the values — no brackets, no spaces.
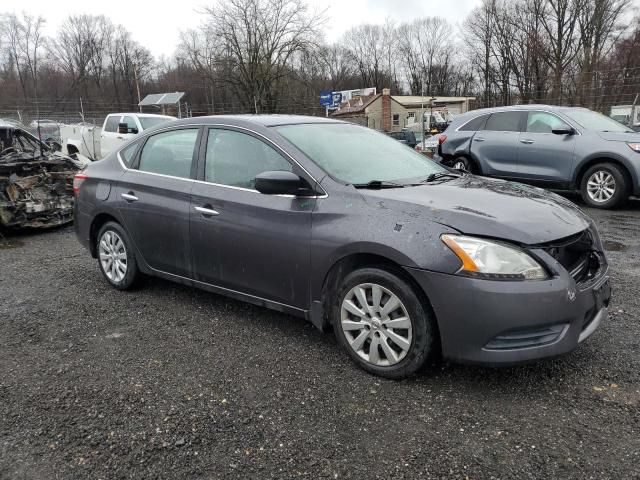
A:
133,63,142,113
421,80,425,150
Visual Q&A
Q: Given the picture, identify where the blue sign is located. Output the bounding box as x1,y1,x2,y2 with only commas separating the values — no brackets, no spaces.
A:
332,92,342,106
320,90,333,107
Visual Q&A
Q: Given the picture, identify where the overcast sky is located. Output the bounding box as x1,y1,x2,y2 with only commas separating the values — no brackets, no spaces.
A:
1,0,482,58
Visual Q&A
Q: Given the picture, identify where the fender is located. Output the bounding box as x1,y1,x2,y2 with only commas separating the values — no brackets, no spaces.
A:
572,152,639,192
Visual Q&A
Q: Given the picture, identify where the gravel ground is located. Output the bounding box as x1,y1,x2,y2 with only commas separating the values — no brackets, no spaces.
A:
1,199,639,480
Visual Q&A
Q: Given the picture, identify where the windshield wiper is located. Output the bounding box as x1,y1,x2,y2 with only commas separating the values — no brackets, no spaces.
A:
423,172,461,183
352,180,407,189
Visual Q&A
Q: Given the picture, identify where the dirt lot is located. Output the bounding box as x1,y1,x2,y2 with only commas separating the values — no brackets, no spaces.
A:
1,199,639,479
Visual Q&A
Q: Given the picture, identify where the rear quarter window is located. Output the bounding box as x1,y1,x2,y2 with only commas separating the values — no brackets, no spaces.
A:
119,141,140,168
459,114,489,131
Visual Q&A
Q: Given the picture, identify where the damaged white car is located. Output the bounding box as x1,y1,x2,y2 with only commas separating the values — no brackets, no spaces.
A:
0,120,89,229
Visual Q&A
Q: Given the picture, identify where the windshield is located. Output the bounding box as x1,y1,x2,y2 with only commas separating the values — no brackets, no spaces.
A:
276,123,446,184
139,117,174,130
563,109,633,133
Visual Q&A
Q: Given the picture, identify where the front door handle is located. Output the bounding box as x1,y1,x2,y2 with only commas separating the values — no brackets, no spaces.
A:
473,137,485,142
520,139,534,144
195,206,220,216
121,193,138,202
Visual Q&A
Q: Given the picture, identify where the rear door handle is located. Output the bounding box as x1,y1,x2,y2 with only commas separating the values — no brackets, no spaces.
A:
520,139,534,144
195,206,220,216
473,137,485,142
121,193,138,202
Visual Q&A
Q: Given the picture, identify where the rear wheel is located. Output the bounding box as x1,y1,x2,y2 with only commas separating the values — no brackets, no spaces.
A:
580,163,629,209
96,221,140,290
332,268,435,379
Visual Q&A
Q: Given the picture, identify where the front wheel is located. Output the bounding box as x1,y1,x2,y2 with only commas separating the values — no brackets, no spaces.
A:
580,163,629,209
332,268,436,379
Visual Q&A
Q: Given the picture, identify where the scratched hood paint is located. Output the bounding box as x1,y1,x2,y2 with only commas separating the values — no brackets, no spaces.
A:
359,175,591,245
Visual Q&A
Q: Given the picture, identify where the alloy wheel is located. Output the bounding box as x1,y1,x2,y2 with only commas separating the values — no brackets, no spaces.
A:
587,170,616,203
99,230,128,283
340,283,412,367
453,160,466,170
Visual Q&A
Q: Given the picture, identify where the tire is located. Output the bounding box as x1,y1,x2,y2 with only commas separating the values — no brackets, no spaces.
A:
96,221,140,290
332,267,435,379
452,156,475,173
580,163,629,209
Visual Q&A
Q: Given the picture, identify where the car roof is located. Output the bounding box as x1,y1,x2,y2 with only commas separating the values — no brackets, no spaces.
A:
171,114,346,128
460,104,591,117
450,105,593,126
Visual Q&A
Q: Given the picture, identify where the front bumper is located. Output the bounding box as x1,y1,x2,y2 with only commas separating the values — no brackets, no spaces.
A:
407,266,611,366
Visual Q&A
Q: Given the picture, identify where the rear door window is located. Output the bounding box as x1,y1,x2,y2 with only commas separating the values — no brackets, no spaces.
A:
484,112,524,132
138,128,199,179
104,115,121,133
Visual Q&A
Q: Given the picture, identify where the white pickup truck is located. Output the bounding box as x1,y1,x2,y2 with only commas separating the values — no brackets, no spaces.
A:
62,113,176,160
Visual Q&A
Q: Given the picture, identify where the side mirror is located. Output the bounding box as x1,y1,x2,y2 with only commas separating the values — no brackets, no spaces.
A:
255,171,306,195
551,126,575,135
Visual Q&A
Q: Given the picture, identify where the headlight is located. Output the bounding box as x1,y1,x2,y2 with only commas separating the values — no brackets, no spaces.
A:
628,143,640,153
441,234,548,280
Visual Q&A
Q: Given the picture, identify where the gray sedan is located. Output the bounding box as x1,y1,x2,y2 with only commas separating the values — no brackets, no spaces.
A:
74,116,611,378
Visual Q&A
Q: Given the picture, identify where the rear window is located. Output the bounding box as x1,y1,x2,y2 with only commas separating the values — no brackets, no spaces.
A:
484,112,523,132
459,114,489,131
104,115,120,133
139,117,173,130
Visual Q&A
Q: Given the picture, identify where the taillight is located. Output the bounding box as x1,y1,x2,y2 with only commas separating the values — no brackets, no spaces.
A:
438,134,447,145
73,173,88,196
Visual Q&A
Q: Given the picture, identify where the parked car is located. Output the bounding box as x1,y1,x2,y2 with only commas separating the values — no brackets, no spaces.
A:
386,129,417,148
29,118,60,130
74,115,610,378
28,118,63,142
1,120,88,228
99,113,176,158
435,105,640,208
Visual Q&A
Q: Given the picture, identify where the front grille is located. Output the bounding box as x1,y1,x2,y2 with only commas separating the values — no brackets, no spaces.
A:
542,229,603,285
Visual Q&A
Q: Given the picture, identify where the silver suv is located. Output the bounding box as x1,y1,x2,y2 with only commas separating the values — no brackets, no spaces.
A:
435,105,640,208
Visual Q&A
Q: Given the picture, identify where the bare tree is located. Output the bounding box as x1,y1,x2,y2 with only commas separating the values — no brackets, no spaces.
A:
396,17,451,95
344,24,389,91
577,0,630,108
1,13,45,99
203,0,326,113
463,1,496,106
540,0,584,103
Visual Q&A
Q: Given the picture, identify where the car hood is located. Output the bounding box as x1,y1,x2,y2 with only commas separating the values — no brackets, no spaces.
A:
359,176,591,245
596,131,640,142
